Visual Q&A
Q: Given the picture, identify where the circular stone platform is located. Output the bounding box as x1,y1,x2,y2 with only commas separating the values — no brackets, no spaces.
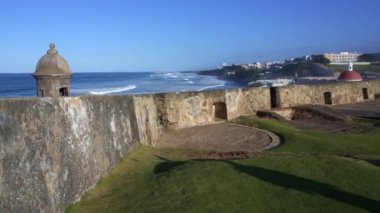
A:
156,123,280,152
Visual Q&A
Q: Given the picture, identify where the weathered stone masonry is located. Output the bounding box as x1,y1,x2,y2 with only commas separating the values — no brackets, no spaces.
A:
0,80,379,212
0,96,140,212
273,80,380,108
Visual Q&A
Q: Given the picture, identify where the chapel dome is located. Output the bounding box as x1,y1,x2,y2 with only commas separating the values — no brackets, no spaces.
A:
338,71,362,82
337,62,362,82
33,43,72,77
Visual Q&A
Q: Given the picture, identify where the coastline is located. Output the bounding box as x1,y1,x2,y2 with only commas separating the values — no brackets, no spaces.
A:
0,71,244,98
197,69,250,87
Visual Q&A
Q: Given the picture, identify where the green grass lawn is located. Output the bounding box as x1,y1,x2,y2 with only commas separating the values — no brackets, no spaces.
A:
326,64,380,73
66,116,380,213
234,116,380,159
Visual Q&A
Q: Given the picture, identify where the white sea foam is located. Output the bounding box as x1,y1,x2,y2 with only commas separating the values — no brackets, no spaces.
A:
150,72,182,79
149,73,162,78
164,73,180,78
197,84,225,91
89,85,137,95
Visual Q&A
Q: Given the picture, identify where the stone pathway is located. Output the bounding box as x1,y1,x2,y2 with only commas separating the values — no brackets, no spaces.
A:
333,100,380,119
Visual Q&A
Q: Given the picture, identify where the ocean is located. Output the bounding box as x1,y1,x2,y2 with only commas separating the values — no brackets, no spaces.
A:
0,72,243,98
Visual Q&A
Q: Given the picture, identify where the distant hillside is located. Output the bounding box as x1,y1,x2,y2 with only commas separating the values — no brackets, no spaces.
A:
372,53,380,61
326,64,380,73
358,53,380,62
199,65,261,85
277,62,333,77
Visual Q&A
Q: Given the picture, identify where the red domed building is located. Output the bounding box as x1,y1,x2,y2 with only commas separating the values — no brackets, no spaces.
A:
338,62,362,82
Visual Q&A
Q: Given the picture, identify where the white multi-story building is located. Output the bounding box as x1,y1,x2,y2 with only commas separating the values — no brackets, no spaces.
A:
324,52,361,63
251,62,264,69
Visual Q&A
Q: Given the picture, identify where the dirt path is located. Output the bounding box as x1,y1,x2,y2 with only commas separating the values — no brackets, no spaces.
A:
333,100,380,119
156,123,280,152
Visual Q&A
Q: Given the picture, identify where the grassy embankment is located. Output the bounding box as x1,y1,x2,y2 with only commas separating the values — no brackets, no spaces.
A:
326,64,380,73
66,116,380,212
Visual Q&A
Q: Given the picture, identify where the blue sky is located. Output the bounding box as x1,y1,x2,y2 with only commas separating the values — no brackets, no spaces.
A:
0,0,379,73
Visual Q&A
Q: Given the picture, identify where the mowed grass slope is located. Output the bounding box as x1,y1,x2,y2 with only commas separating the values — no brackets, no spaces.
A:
66,116,380,213
234,116,380,158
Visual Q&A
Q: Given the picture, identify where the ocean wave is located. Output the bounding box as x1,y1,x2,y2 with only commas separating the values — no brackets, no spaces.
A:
89,85,137,95
149,73,162,78
197,84,225,91
150,72,189,79
164,73,179,78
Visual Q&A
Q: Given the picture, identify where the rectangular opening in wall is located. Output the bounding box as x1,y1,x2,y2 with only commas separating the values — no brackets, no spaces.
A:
324,92,332,105
362,88,369,100
270,87,278,108
375,93,380,100
39,89,44,97
213,102,227,120
59,87,69,96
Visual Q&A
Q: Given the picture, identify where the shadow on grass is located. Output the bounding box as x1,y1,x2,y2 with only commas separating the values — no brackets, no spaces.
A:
153,155,189,174
153,157,380,212
366,160,380,168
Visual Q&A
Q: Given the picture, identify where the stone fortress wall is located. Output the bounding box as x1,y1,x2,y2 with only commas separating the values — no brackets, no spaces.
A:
0,96,140,212
133,86,271,146
274,80,380,108
1,80,380,212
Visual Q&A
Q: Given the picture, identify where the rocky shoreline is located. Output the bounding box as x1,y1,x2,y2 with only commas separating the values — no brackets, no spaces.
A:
198,69,251,87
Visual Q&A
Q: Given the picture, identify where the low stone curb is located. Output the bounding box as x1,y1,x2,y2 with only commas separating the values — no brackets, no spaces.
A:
227,122,281,151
